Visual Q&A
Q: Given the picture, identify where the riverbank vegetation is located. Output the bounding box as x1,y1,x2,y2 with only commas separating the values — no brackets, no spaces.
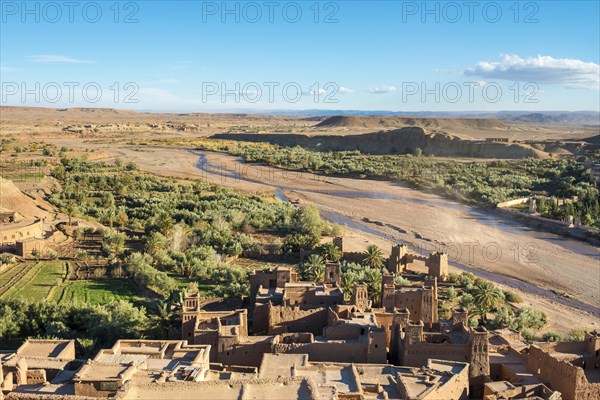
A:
130,137,598,227
440,271,588,342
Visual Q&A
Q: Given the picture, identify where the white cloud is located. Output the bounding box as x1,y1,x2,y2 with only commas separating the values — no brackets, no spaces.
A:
28,54,93,64
465,54,599,89
368,85,397,94
339,86,354,94
302,87,327,96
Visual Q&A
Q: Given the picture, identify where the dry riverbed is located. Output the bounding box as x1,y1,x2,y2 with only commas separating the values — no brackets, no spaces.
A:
45,138,600,334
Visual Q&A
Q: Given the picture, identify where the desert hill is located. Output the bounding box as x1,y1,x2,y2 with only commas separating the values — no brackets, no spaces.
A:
502,112,600,126
0,106,307,124
0,106,315,136
316,115,508,130
0,177,52,220
212,127,548,159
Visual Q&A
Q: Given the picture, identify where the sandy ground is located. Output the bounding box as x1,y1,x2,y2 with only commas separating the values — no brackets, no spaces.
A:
42,138,600,334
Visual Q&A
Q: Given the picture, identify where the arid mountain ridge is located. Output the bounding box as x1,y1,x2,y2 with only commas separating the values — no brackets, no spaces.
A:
2,107,598,159
212,127,552,159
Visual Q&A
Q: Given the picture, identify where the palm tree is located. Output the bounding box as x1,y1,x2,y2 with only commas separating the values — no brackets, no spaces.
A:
362,245,384,269
177,256,200,278
363,267,382,304
101,207,117,228
151,300,174,339
340,273,355,302
145,232,166,256
312,266,325,282
151,295,184,340
65,201,76,227
318,242,342,262
472,281,504,325
302,254,325,281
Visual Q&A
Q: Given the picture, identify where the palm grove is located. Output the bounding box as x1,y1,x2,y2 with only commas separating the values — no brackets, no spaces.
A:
0,157,337,351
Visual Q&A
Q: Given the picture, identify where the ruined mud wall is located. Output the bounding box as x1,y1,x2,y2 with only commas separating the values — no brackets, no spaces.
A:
274,341,370,363
218,340,273,368
420,362,469,400
402,342,471,368
267,306,329,336
527,345,588,400
387,288,437,325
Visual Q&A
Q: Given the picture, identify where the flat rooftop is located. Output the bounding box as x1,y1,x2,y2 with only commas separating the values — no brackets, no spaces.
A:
16,339,73,359
485,380,517,392
239,336,275,345
1,353,74,371
74,362,133,382
94,354,149,366
489,352,542,385
285,282,319,288
295,364,360,394
258,353,308,379
256,286,284,298
400,361,466,399
343,312,378,326
0,219,40,230
119,378,320,400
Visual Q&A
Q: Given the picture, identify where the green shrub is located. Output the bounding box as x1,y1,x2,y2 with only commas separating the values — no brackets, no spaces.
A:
489,306,515,329
567,328,586,341
503,290,523,303
447,286,457,300
542,332,562,342
0,254,14,264
521,328,535,342
512,307,547,331
394,276,411,286
447,273,460,284
458,272,474,288
459,293,474,308
124,253,177,296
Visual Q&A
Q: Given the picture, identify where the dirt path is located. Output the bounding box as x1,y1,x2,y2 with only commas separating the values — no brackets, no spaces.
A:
45,139,600,333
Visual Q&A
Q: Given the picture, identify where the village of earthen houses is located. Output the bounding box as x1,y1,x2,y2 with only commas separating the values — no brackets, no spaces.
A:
1,104,599,400
2,1,600,399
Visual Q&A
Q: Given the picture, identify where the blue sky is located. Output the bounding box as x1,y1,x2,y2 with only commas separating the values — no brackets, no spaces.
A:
1,0,599,112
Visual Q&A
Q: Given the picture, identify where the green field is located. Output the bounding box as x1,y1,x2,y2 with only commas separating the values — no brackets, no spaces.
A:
1,261,66,301
0,261,149,306
50,279,143,305
0,171,46,182
0,264,30,296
